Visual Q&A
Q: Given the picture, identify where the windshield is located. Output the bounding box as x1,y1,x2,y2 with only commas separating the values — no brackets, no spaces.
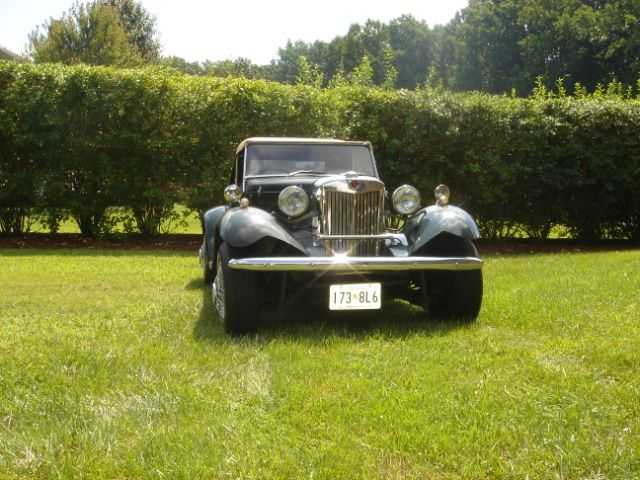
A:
245,144,376,177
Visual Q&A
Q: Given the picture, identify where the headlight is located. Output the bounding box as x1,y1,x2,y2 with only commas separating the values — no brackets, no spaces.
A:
392,185,421,215
278,185,309,217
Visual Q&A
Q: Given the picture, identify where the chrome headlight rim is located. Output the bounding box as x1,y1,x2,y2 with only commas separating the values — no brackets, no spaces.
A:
278,185,309,218
392,184,421,215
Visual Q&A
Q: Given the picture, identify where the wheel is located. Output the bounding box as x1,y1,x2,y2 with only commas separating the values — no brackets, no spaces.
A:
202,244,215,285
417,233,483,321
424,269,483,321
212,242,260,334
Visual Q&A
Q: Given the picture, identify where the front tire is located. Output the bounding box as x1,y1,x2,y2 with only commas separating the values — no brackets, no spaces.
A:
418,233,483,321
212,243,260,334
424,269,483,320
202,245,215,285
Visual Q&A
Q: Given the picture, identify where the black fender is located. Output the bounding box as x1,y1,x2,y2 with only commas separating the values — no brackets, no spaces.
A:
405,205,480,255
219,207,306,253
202,206,228,264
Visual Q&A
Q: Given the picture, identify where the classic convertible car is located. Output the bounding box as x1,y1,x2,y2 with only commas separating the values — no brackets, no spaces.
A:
200,137,483,333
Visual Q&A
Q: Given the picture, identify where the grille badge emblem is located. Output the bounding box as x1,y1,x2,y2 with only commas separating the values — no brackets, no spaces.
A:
349,180,363,191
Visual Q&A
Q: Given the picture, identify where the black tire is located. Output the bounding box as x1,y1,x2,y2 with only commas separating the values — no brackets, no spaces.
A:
212,243,260,334
418,233,483,321
424,269,483,321
202,244,215,285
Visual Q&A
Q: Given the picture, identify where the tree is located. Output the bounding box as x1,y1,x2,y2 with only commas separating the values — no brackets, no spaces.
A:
160,56,204,75
202,58,273,80
351,54,374,86
442,0,640,94
28,0,160,66
29,2,138,65
274,40,310,83
381,46,398,89
387,15,435,89
445,0,527,93
274,15,437,89
431,24,457,89
272,1,640,94
295,56,323,87
99,0,160,61
0,46,22,61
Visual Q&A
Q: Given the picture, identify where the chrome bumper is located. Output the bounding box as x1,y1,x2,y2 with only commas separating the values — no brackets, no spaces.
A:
227,256,483,272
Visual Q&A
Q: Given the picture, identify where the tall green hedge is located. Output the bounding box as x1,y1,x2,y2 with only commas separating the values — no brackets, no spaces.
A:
1,61,639,239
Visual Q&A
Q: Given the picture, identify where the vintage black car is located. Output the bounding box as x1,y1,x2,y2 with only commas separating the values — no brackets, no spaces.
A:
200,137,483,333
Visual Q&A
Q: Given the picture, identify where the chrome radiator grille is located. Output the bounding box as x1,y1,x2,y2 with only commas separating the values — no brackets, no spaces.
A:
319,188,384,256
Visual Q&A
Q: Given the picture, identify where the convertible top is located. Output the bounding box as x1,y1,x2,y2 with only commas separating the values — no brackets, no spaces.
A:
236,137,371,154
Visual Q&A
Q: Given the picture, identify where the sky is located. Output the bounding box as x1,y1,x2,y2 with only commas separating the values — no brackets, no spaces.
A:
1,0,469,64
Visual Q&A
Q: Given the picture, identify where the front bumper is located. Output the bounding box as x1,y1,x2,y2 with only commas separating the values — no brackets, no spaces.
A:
228,256,483,272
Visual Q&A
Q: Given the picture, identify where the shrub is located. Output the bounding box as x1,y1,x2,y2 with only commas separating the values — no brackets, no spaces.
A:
0,61,639,240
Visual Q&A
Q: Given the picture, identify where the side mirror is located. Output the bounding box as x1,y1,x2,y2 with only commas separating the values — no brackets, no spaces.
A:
224,184,242,205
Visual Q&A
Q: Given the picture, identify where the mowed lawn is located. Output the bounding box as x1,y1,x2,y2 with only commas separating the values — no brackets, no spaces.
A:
0,249,639,479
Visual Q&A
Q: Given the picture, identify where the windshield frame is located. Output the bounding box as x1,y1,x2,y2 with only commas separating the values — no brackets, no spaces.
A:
242,142,379,188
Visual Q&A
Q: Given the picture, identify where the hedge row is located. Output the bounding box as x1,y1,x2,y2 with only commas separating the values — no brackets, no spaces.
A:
1,62,639,239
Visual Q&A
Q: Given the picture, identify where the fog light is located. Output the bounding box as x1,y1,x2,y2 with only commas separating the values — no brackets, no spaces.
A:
435,184,450,206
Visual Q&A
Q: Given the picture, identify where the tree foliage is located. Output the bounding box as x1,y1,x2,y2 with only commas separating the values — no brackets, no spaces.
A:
271,1,640,94
271,15,432,89
25,0,640,94
295,56,324,88
100,0,160,61
29,0,159,66
351,55,374,87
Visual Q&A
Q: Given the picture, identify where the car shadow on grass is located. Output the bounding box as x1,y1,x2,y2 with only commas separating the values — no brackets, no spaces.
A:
190,278,473,344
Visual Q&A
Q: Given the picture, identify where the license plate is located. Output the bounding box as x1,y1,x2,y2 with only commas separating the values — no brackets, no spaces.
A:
329,283,381,310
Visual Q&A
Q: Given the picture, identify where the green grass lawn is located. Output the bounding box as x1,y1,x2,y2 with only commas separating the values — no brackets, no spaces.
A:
0,249,639,479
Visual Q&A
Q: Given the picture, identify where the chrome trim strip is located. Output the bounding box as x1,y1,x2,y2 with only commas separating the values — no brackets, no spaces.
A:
314,233,405,243
228,256,483,272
